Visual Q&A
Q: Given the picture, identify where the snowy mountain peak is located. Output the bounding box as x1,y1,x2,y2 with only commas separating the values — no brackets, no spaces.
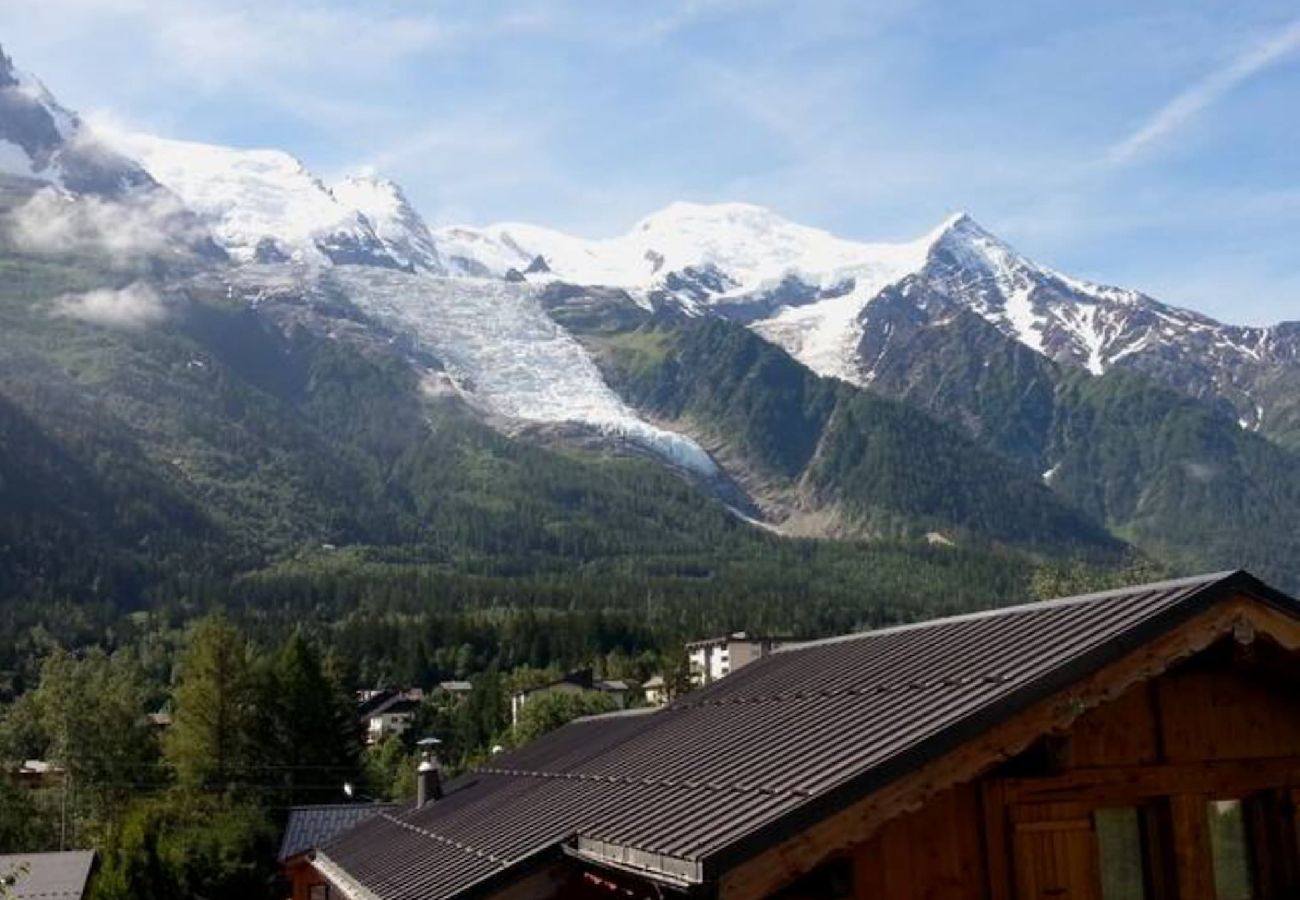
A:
924,211,1021,266
931,209,977,235
632,200,791,234
332,171,445,274
0,45,154,195
102,131,403,268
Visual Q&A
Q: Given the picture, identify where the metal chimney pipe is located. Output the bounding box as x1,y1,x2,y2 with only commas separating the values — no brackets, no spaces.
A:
416,737,442,808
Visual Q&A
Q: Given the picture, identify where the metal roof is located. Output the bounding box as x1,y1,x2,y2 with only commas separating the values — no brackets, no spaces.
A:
321,570,1297,900
279,803,400,863
0,851,95,900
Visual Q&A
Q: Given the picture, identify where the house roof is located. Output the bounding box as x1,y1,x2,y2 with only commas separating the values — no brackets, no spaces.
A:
684,631,770,649
362,694,420,720
279,803,400,863
0,851,95,899
356,689,399,719
438,681,473,692
595,679,636,692
319,570,1298,900
514,669,597,698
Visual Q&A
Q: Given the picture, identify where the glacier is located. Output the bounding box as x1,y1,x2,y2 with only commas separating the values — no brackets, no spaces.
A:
327,268,719,477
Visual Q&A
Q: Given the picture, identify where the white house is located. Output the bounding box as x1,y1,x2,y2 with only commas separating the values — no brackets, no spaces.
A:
686,632,779,686
356,688,423,745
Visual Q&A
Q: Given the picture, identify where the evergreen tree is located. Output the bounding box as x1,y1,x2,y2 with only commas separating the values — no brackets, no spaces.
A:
165,616,259,793
263,630,362,804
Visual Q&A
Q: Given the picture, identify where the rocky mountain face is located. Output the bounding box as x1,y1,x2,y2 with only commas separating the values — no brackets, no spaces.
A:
0,46,157,196
332,173,446,274
2,41,1299,589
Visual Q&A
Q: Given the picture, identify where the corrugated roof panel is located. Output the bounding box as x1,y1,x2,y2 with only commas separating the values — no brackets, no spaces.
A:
0,851,95,900
279,803,398,862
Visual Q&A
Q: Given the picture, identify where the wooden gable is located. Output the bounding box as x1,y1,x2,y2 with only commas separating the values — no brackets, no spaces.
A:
719,591,1300,900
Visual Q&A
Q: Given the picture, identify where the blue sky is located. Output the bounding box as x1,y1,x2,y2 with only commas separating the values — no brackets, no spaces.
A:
3,0,1298,324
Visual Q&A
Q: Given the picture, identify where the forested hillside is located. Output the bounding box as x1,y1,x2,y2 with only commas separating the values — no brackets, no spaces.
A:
0,233,1079,692
579,311,1121,556
568,295,1300,589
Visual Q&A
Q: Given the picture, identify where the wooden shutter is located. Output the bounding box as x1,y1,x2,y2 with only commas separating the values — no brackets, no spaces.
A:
1011,803,1102,900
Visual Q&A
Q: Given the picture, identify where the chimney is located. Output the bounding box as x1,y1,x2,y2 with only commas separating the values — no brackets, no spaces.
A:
416,737,442,808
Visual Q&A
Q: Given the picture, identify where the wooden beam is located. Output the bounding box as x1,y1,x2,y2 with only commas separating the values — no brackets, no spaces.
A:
980,779,1012,900
717,595,1299,900
1001,758,1300,807
1169,794,1215,900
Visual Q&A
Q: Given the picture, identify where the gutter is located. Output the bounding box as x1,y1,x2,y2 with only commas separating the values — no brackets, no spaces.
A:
312,850,386,900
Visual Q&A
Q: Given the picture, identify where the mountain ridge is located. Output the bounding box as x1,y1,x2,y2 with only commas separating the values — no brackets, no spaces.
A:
2,41,1299,593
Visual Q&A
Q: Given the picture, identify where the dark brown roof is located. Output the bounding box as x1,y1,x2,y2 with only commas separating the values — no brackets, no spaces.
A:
319,570,1297,900
279,803,400,863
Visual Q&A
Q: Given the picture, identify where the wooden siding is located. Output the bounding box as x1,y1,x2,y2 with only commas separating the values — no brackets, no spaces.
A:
848,637,1300,900
852,784,986,900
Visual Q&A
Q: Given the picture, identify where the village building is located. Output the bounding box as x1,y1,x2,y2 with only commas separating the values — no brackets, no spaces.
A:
3,758,65,790
642,674,667,707
357,688,423,746
279,803,397,900
301,570,1300,899
509,669,636,729
0,851,96,900
686,632,779,685
433,680,474,702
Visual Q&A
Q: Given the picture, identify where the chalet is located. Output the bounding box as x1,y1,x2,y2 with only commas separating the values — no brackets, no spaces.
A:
509,670,635,729
434,681,474,702
279,803,397,900
4,759,64,789
357,688,423,745
0,851,96,900
309,571,1300,899
642,674,668,707
687,632,779,685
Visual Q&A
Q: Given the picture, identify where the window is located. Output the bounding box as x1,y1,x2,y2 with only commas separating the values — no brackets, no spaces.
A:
1207,799,1256,900
1095,807,1150,900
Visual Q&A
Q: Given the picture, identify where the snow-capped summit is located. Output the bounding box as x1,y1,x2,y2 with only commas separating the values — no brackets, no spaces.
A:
438,200,919,294
915,209,1228,376
437,202,1292,427
332,172,445,274
0,44,155,196
104,131,402,268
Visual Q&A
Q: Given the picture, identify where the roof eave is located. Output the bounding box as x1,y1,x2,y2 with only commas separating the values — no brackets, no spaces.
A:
570,836,704,889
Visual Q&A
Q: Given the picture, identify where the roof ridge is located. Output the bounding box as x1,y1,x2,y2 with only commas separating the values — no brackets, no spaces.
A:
670,673,1013,711
474,766,811,800
381,812,511,867
777,570,1238,652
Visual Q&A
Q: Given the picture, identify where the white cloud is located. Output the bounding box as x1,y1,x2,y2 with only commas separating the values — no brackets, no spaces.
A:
8,186,207,263
1106,19,1300,166
55,282,167,330
1,0,544,96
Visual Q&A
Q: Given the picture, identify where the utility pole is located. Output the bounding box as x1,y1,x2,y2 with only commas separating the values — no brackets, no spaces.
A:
60,768,68,850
